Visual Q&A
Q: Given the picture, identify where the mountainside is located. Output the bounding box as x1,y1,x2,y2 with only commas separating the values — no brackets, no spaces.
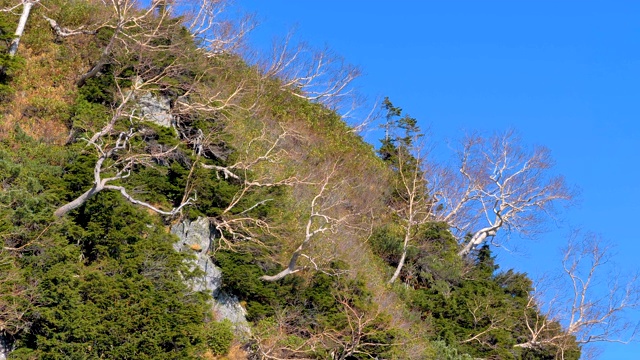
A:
0,1,624,359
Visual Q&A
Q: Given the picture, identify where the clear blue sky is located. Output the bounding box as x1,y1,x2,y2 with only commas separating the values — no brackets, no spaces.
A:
233,1,640,358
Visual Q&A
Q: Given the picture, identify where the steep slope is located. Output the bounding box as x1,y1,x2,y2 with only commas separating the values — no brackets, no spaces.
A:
0,1,580,359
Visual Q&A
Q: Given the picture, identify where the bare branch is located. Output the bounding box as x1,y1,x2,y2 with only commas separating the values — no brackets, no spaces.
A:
260,162,355,281
259,31,361,110
517,233,640,357
178,0,256,56
8,0,39,57
42,15,98,37
430,130,573,256
54,119,192,218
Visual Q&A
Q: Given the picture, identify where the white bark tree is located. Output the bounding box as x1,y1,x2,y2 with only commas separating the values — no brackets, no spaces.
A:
376,98,435,284
260,162,355,282
202,125,301,249
386,140,433,284
432,130,573,256
516,234,640,359
5,0,38,57
258,31,361,111
179,0,256,56
252,279,396,360
0,0,40,57
48,0,259,218
53,86,195,218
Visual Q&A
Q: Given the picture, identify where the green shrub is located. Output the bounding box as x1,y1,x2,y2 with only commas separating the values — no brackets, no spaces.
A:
207,319,234,356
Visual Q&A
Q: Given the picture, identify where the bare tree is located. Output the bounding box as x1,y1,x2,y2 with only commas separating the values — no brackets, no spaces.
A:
260,162,355,282
74,0,183,87
516,233,640,359
39,0,251,87
202,125,301,249
387,140,433,284
323,294,398,360
251,283,397,360
178,0,256,56
375,98,436,284
54,85,195,218
432,130,573,256
258,31,361,110
49,0,259,218
3,0,39,57
251,307,321,359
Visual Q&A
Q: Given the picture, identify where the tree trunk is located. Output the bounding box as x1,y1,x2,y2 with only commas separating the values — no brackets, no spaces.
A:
260,251,301,281
388,224,412,284
8,1,35,57
388,249,407,284
458,228,497,256
54,184,103,218
76,24,120,87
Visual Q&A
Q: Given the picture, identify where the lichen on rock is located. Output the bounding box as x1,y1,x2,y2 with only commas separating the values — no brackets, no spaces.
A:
171,217,250,335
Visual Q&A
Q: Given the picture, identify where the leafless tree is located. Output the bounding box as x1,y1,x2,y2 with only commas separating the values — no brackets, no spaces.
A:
460,295,512,348
387,139,433,284
48,0,259,218
53,84,195,218
74,0,183,87
1,0,39,57
202,125,302,249
323,294,398,360
260,162,357,282
251,284,396,360
432,130,573,256
35,0,250,87
178,0,256,56
516,233,640,359
258,31,361,111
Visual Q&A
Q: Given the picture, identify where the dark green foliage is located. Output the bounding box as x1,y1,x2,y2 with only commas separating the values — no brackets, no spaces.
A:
370,222,464,287
215,249,397,359
0,129,211,358
0,127,66,248
13,195,210,359
206,319,234,356
371,215,579,359
378,96,422,168
408,245,580,360
76,69,117,105
214,250,300,321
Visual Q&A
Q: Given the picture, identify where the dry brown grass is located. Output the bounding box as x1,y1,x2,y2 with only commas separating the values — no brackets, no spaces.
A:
201,344,248,360
225,344,249,360
0,12,94,145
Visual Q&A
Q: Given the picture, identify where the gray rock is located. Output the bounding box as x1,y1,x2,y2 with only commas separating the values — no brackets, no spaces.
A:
171,217,250,335
137,92,174,128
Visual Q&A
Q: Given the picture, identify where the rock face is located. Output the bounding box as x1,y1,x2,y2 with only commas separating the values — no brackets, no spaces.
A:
138,93,249,332
137,92,174,128
171,217,250,334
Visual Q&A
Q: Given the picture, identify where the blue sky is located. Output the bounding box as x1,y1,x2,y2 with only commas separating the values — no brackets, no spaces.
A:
233,1,640,358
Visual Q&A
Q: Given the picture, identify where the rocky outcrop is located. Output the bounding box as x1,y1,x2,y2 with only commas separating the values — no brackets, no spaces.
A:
138,92,249,331
137,92,174,128
171,217,250,334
